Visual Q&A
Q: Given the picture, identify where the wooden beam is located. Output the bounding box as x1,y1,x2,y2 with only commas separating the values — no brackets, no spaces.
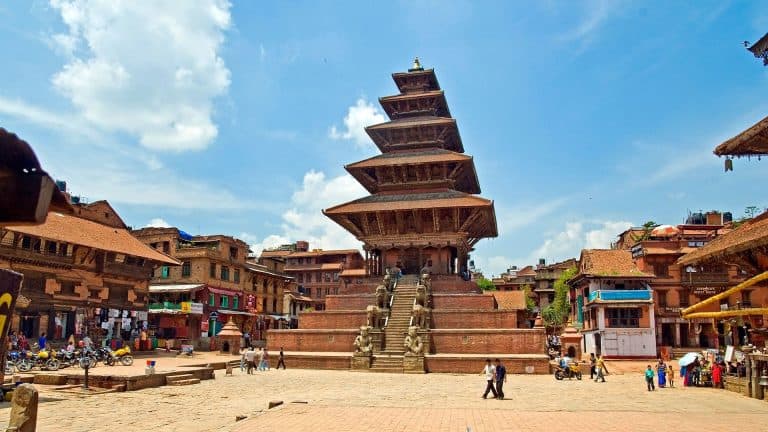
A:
338,216,364,238
432,209,440,232
412,209,423,232
454,208,460,232
375,212,385,235
394,210,405,235
459,209,482,232
360,212,371,236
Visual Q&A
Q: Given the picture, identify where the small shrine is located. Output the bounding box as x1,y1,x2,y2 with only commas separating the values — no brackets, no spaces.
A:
216,318,242,354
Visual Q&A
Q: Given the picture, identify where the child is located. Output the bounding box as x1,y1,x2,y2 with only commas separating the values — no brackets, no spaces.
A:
645,365,655,391
668,364,675,388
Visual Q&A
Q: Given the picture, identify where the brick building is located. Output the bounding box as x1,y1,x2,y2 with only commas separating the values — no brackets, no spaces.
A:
132,227,293,348
492,265,535,291
570,249,657,358
0,201,178,346
533,258,578,310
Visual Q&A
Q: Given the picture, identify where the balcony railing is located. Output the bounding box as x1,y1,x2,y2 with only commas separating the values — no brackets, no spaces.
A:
104,262,152,279
0,244,74,266
149,302,181,310
588,290,652,303
681,272,730,286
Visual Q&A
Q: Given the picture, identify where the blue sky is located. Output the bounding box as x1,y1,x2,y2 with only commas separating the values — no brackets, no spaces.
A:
2,1,768,277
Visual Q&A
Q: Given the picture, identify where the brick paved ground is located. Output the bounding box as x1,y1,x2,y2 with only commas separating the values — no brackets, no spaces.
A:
0,365,765,431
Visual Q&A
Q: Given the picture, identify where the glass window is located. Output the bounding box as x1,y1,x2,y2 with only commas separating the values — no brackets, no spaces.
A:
221,266,229,281
234,269,240,283
208,293,215,306
209,263,216,278
233,296,239,309
606,308,640,328
161,266,169,278
182,261,191,277
220,295,229,308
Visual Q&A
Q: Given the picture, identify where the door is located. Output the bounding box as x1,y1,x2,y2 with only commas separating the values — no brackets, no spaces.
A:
594,333,602,356
661,324,674,346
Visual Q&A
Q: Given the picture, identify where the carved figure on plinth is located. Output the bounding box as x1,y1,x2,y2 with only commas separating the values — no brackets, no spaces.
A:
412,304,430,329
404,326,424,356
353,326,373,355
420,272,431,291
375,284,389,308
366,305,387,329
414,284,427,307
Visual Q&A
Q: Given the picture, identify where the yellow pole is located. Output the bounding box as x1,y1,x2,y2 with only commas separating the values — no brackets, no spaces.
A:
683,308,768,320
680,270,768,317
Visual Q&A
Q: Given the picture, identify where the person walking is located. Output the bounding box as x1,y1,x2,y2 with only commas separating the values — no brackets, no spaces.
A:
277,347,286,370
494,359,507,400
481,359,498,399
38,332,47,350
239,348,246,372
257,348,265,371
712,361,723,389
656,359,667,388
245,347,256,374
589,353,597,380
595,354,608,382
645,365,656,391
263,348,271,370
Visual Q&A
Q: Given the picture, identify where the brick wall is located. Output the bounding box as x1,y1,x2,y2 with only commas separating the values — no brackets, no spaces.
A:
425,355,549,374
431,279,481,294
337,282,378,295
266,329,358,352
431,310,521,329
324,294,376,310
432,294,495,310
280,353,351,370
429,329,546,354
299,311,367,329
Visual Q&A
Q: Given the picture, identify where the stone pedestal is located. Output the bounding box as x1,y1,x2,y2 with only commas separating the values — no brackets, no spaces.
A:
351,353,371,370
6,383,38,432
403,354,425,373
560,325,582,360
369,329,383,354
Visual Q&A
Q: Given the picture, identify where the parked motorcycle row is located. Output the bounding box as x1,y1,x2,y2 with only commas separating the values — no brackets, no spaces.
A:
5,345,134,373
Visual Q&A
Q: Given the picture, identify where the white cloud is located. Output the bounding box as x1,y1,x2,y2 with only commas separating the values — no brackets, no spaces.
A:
497,198,568,235
250,170,367,256
329,98,386,150
145,218,171,228
556,0,624,52
48,0,232,152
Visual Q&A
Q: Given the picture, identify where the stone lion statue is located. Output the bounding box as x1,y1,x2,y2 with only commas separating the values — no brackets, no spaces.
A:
414,284,427,307
353,326,373,355
420,272,431,290
366,305,385,329
375,284,389,308
383,272,394,292
404,326,423,356
412,304,430,329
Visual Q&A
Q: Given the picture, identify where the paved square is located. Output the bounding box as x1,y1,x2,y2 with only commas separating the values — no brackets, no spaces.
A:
0,366,765,431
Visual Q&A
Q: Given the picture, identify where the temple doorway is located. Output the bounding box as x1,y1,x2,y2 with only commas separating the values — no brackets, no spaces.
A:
402,249,420,274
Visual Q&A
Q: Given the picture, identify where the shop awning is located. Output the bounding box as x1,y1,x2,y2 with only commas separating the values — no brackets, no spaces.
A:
148,309,187,315
207,287,243,296
217,309,254,316
149,284,205,293
269,314,289,320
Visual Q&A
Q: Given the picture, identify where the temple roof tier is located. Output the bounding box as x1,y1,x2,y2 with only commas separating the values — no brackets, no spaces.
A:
379,90,450,119
392,68,440,94
714,114,768,156
345,149,480,194
365,115,464,153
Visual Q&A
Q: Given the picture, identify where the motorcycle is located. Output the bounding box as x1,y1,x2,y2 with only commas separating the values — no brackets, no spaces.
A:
106,346,134,366
21,348,60,371
554,361,582,380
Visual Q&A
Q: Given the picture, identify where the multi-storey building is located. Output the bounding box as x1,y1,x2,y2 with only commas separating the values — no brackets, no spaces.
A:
533,258,578,310
132,227,292,347
0,201,178,345
280,243,364,309
570,249,656,358
492,265,536,291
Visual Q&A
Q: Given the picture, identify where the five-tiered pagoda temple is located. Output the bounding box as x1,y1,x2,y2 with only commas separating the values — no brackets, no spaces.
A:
324,59,498,276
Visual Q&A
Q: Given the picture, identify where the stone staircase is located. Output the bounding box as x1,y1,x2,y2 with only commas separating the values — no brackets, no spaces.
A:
371,275,420,372
166,372,201,386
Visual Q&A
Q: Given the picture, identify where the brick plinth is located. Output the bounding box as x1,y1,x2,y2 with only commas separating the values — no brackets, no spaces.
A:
430,329,546,354
424,354,550,374
266,329,358,352
432,294,495,310
431,310,521,329
280,353,352,370
430,279,480,294
324,294,376,310
299,311,368,329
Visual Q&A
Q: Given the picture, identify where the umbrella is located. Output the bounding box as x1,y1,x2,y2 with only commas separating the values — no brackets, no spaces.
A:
678,352,699,367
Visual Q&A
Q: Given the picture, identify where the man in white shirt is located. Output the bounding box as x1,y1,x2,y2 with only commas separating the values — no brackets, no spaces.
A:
245,348,256,374
481,358,498,399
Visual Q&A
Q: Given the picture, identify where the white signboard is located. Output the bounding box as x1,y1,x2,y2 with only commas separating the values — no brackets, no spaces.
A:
724,345,735,362
190,302,204,315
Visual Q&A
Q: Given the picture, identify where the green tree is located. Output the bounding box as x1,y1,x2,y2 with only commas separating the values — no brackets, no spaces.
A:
631,221,659,243
476,277,496,291
541,266,577,331
521,284,537,313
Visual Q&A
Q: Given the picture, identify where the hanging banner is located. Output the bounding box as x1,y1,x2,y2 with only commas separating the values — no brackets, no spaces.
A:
180,302,191,313
190,303,204,315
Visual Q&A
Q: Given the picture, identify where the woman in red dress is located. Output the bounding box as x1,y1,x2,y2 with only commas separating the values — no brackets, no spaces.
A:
712,362,723,389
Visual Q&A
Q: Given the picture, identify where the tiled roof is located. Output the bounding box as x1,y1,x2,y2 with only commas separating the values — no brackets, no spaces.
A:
259,250,292,258
678,211,768,265
517,265,536,276
578,249,653,278
4,212,179,265
490,291,526,310
324,190,493,214
340,268,367,277
287,249,362,258
714,114,768,156
346,149,471,168
366,115,455,130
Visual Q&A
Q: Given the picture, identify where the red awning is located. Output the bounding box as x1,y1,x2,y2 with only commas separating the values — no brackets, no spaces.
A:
206,286,243,296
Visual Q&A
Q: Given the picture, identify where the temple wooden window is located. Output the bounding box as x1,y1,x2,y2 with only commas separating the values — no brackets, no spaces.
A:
741,290,752,308
272,299,277,312
298,274,304,283
306,288,312,297
679,289,690,307
182,261,191,277
234,269,240,283
46,241,57,255
657,291,667,308
229,246,238,260
108,284,129,303
221,266,230,281
21,235,31,250
652,262,669,278
606,308,640,328
209,263,216,278
58,243,69,256
60,281,77,296
162,241,170,253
